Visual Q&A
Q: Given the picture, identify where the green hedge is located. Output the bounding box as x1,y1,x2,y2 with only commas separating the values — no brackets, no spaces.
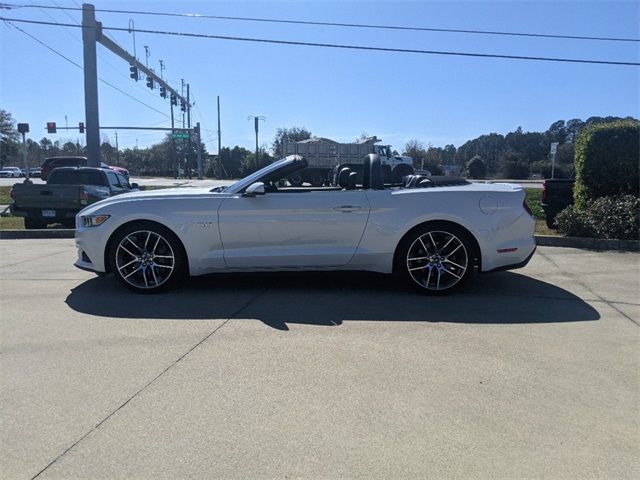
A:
574,120,639,209
555,195,640,240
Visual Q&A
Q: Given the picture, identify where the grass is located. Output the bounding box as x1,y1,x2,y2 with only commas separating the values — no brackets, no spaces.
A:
0,186,12,205
0,216,25,229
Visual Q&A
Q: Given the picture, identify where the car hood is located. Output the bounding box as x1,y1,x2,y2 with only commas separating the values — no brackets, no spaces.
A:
79,187,219,215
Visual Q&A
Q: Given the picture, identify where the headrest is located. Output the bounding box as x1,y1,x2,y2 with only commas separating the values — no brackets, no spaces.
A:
363,154,384,190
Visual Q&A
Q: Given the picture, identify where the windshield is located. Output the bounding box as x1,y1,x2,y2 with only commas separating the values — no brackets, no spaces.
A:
217,156,305,193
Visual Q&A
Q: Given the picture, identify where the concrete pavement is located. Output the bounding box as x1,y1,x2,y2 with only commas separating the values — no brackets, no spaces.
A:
0,241,638,479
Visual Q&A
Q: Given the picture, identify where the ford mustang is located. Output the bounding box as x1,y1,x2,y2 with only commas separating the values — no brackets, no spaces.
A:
74,155,536,294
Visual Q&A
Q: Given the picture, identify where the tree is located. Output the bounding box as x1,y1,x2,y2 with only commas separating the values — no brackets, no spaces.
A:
466,155,486,179
403,140,443,175
272,126,312,157
501,152,530,179
0,109,19,167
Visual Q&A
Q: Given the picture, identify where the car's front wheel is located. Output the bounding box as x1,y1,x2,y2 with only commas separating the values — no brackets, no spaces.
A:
109,222,185,293
397,223,474,294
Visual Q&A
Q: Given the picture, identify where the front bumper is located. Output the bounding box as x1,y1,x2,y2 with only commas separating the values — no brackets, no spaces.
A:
74,222,109,273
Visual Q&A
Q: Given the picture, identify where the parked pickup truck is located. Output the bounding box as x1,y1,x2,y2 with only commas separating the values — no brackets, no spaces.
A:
10,167,138,229
541,178,574,228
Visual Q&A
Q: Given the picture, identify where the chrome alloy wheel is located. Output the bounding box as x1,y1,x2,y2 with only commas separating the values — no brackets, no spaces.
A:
406,230,469,291
115,230,175,290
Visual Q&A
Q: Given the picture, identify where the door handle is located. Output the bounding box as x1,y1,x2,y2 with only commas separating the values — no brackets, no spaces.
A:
333,205,362,212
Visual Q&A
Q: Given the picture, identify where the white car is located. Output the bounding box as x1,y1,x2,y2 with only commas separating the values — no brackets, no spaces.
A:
0,167,23,178
74,155,536,294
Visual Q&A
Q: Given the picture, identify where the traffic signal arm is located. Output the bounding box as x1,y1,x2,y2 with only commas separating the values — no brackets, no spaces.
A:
98,33,188,106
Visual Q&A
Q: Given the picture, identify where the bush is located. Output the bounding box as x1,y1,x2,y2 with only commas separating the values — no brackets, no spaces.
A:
574,120,640,209
501,159,530,179
555,195,640,240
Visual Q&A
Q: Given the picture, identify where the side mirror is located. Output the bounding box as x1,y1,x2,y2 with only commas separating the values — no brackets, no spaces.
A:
243,182,266,197
130,183,139,189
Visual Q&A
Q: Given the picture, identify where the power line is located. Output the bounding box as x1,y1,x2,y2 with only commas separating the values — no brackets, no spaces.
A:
2,17,638,66
4,2,639,43
3,20,170,117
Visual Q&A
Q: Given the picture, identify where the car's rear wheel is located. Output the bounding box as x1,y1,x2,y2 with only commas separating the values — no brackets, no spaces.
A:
288,173,303,187
310,173,325,187
109,222,185,293
397,223,474,294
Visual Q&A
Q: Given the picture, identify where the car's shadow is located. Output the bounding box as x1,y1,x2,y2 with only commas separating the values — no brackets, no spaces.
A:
65,271,600,330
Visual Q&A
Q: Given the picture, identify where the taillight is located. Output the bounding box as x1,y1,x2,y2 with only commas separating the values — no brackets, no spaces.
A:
541,182,547,203
523,200,533,216
10,188,15,199
80,188,88,205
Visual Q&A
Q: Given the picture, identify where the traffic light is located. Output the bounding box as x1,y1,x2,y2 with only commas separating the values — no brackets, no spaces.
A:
46,122,57,134
129,65,138,81
180,100,186,112
79,122,85,134
160,86,166,98
146,76,154,89
170,93,177,106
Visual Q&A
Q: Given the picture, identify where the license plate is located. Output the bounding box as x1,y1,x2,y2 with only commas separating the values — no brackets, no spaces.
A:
42,210,56,217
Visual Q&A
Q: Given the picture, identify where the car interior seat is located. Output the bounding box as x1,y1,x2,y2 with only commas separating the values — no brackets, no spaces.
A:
363,154,384,190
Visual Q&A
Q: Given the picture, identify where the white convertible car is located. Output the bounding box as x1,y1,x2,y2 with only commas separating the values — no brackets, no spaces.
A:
74,155,536,294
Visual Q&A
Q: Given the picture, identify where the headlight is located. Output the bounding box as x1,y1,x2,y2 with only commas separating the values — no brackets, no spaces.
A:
81,214,110,227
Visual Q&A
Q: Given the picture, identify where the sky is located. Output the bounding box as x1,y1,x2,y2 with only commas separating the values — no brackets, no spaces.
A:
1,0,638,153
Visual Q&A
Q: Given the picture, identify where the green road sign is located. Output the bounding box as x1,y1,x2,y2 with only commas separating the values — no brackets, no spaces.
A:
172,133,190,139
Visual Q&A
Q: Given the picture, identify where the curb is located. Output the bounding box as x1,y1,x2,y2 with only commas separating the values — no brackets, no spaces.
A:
0,229,75,239
535,235,639,252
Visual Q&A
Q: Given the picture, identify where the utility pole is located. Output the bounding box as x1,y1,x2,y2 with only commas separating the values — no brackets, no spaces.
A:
248,116,265,169
181,79,185,128
186,83,191,179
196,122,202,180
115,131,119,165
143,45,150,68
17,123,31,182
170,101,177,178
158,59,165,79
82,3,100,166
217,96,221,156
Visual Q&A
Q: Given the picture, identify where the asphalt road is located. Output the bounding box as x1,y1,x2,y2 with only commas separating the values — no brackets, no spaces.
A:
0,241,638,479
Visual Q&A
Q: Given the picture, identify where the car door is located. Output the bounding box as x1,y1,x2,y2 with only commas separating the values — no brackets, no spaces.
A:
218,189,370,268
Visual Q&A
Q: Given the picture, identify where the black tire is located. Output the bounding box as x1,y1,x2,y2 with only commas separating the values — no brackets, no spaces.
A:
24,217,46,229
310,173,325,187
392,165,414,184
108,221,186,294
62,219,76,229
396,222,475,295
288,173,303,187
